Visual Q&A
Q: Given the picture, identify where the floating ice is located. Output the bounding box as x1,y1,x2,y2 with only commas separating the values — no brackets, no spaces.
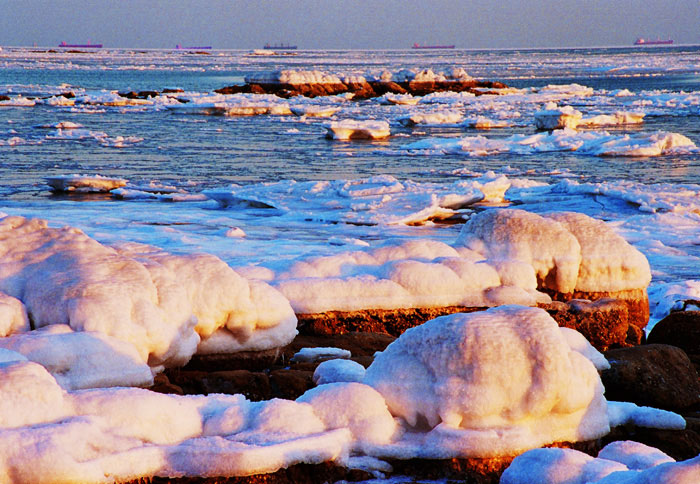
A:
397,111,463,126
535,104,582,130
402,128,698,157
45,174,128,193
327,120,390,140
204,174,496,226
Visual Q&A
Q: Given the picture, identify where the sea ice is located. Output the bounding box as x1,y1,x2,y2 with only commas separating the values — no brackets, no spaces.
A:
326,120,391,140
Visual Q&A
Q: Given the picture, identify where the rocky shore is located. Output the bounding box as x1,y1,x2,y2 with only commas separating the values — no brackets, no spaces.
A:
141,303,700,483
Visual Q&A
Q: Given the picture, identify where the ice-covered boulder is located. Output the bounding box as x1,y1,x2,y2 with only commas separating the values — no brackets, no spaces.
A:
457,208,651,295
0,216,297,370
0,291,29,336
364,306,610,457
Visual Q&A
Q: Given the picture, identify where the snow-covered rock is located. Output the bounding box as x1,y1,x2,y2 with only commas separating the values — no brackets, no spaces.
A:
364,306,610,457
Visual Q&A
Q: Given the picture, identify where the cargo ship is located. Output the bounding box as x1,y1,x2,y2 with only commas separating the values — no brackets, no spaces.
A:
634,38,673,46
263,43,297,50
58,41,103,48
175,44,212,50
412,43,455,49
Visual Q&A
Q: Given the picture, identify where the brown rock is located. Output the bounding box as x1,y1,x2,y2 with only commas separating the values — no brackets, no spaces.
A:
150,373,184,395
165,369,272,400
296,306,482,336
368,80,408,96
602,344,700,411
182,348,282,372
269,369,314,399
0,95,9,102
541,298,641,351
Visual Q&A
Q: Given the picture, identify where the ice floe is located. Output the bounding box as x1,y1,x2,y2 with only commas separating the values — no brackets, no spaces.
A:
326,120,391,140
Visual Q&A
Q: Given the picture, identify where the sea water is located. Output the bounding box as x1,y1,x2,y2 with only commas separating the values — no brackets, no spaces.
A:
1,45,700,321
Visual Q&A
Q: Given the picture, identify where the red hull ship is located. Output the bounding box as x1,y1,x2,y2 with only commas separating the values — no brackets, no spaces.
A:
412,43,455,49
58,41,102,48
634,38,673,46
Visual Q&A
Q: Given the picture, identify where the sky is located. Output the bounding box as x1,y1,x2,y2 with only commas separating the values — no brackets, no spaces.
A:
1,0,698,50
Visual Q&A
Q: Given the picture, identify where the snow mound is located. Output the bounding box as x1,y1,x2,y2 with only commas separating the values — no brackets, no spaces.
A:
327,120,390,140
313,359,366,385
502,443,700,484
456,209,651,294
0,216,296,370
273,238,549,314
298,382,398,446
0,292,29,336
364,306,609,457
0,325,153,390
246,70,346,85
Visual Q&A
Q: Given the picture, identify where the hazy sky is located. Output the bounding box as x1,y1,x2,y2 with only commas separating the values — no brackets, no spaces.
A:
2,0,698,50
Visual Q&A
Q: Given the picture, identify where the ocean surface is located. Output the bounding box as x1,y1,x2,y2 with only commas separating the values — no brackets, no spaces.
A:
1,45,700,322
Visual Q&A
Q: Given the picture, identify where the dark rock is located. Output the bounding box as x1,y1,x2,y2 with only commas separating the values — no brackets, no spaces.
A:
368,80,408,96
182,348,281,372
164,369,271,400
150,373,184,395
139,461,357,484
269,369,314,399
602,344,700,411
0,95,9,102
162,88,184,94
283,332,396,360
648,310,700,356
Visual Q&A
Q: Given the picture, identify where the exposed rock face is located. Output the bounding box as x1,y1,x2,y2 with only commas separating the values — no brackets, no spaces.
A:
297,298,643,351
601,344,700,412
214,79,508,99
648,311,700,372
541,296,647,350
297,306,482,336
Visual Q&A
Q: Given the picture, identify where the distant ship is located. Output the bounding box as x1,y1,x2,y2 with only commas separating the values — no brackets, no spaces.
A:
175,44,212,50
58,41,102,48
634,38,674,46
263,43,297,50
412,43,455,49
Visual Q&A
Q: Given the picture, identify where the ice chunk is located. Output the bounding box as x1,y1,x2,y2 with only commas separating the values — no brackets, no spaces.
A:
0,291,29,336
535,104,583,130
45,174,127,193
292,347,351,363
327,120,390,140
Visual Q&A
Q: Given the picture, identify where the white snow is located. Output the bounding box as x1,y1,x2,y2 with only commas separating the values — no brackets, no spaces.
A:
313,358,367,385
